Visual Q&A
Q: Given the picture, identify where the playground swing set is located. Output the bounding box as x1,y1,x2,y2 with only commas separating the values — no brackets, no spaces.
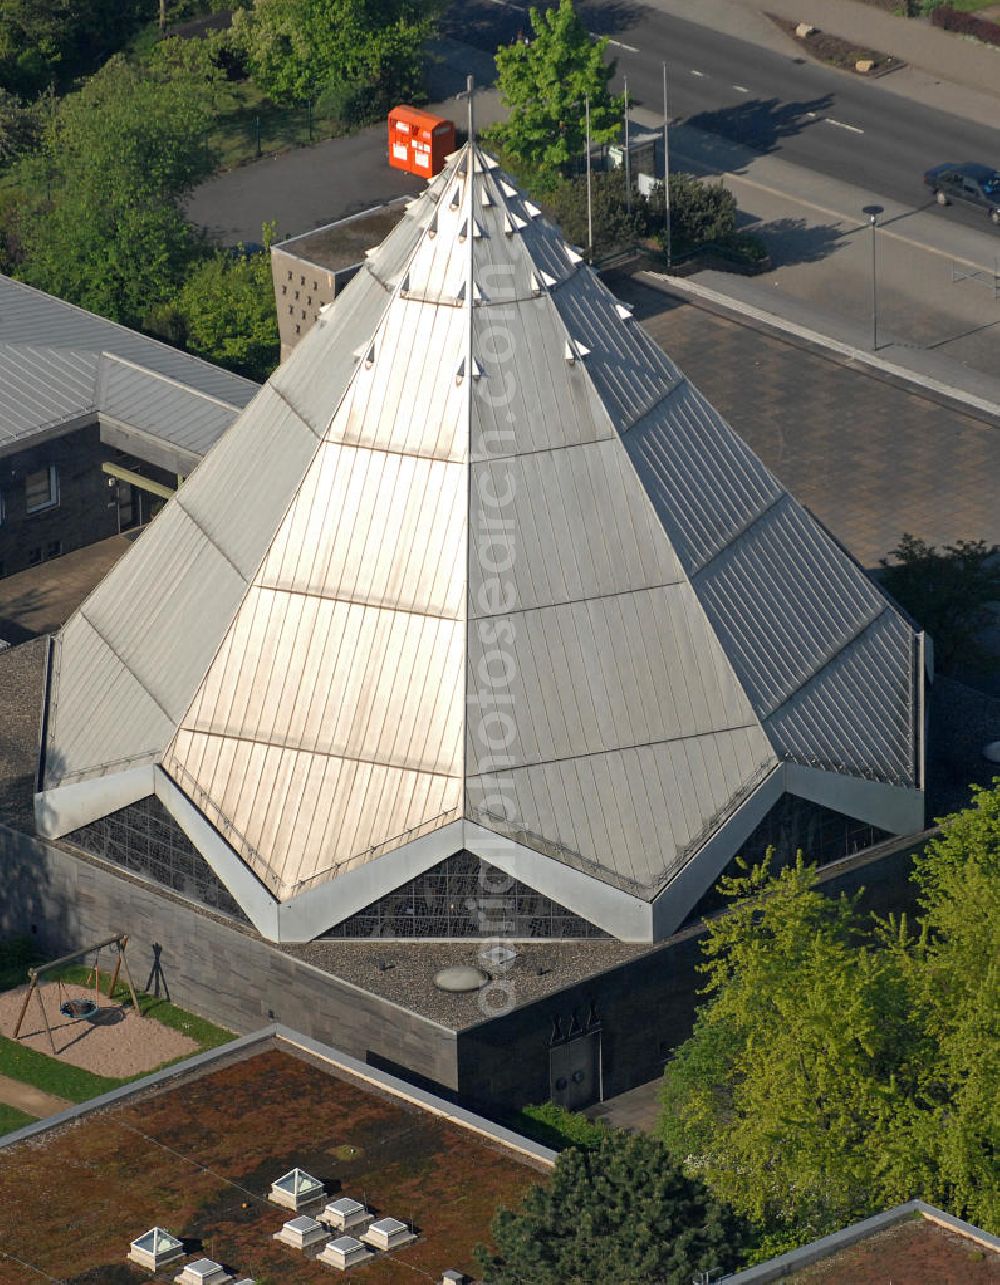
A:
12,934,143,1056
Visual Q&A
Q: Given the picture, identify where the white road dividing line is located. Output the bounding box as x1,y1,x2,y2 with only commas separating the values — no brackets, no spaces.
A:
733,84,750,93
825,118,865,135
691,69,705,77
604,36,639,52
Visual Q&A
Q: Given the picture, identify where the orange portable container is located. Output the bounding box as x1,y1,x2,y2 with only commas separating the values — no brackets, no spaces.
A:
388,106,456,179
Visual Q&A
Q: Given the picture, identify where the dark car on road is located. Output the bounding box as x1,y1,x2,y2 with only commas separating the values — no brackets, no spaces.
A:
924,162,1000,224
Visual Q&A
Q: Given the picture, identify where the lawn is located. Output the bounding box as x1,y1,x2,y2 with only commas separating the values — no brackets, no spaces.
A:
0,938,234,1103
0,1102,37,1136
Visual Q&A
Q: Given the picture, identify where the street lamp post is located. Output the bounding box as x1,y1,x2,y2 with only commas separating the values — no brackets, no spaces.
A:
584,94,593,261
623,75,631,215
862,203,884,351
662,60,672,267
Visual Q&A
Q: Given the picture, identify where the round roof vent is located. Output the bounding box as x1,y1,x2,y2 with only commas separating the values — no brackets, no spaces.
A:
983,741,1000,764
482,944,517,968
433,966,489,993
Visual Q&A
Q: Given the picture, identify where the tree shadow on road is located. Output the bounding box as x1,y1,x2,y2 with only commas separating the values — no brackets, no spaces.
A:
686,95,833,155
750,216,847,267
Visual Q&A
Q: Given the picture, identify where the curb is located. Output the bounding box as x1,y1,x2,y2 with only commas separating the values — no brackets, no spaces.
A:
637,270,1000,428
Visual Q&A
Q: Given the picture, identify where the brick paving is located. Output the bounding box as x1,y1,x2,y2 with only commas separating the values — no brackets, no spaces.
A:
616,275,1000,570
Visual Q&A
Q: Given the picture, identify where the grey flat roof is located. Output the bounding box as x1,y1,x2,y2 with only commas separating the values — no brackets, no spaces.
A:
0,275,258,458
274,202,409,273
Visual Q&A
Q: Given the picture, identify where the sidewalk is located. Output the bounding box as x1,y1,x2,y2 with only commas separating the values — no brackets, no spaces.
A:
634,113,1000,389
0,1074,68,1119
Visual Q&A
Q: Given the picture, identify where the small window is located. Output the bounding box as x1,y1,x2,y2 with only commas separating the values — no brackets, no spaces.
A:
45,539,61,560
0,561,6,579
288,305,294,315
281,284,287,295
300,309,306,319
294,290,299,300
306,296,312,305
286,270,292,281
312,280,317,290
28,546,42,566
25,465,59,514
0,492,5,525
295,324,301,334
300,275,305,285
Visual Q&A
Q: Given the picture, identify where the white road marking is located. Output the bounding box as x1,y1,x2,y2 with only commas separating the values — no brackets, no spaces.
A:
603,36,640,52
825,117,865,135
691,69,705,77
733,84,750,93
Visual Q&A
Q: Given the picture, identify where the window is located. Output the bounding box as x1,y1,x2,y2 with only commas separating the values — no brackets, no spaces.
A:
28,546,42,566
45,539,61,560
286,269,292,281
25,465,58,513
0,491,5,524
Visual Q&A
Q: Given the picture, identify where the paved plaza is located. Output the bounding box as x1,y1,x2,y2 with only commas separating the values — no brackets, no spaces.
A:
617,274,1000,571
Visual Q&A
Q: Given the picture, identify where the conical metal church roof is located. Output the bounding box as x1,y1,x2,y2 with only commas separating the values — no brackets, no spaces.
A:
35,145,923,941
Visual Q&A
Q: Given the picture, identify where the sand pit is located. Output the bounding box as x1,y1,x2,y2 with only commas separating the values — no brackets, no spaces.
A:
0,982,198,1077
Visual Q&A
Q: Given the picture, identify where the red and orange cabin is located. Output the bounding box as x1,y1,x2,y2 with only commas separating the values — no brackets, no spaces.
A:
388,106,456,179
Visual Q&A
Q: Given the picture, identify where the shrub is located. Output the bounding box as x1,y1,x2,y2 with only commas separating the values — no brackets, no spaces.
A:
931,5,1000,46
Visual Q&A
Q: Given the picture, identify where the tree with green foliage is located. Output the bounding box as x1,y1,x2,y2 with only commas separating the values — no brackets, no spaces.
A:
902,782,1000,1231
230,0,436,110
879,533,1000,674
0,0,147,96
153,226,280,381
16,41,228,328
659,858,923,1245
476,1130,749,1284
489,0,622,185
659,797,1000,1254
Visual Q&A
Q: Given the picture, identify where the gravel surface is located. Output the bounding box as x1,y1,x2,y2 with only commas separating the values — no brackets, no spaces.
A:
282,938,657,1029
0,982,198,1078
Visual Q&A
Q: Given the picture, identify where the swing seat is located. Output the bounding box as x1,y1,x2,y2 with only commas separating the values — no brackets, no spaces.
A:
59,997,98,1020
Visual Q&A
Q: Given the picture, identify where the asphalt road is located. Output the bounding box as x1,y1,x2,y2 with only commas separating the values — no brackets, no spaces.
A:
447,0,1000,235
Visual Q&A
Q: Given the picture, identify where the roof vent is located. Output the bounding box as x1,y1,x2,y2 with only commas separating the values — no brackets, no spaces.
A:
273,1214,329,1252
363,344,376,370
483,944,517,968
450,187,461,210
269,1168,325,1211
428,210,438,239
317,1235,373,1270
565,339,590,364
616,303,634,320
565,245,584,265
530,270,557,295
505,212,527,235
320,1197,374,1235
500,179,518,199
524,200,541,218
361,1216,417,1252
174,1259,233,1285
400,273,410,295
481,186,495,207
127,1227,184,1271
434,965,488,992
